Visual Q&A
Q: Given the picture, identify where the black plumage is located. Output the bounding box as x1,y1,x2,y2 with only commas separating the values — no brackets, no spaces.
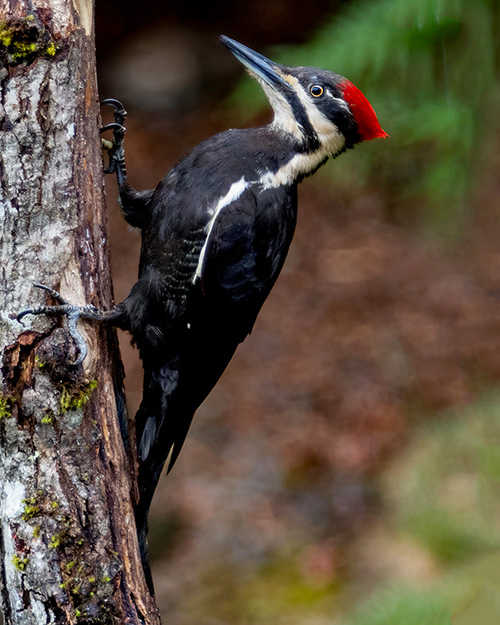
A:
110,126,301,587
114,127,299,509
106,37,386,584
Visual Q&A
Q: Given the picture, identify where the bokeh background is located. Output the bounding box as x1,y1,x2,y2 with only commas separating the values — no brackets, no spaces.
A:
96,1,500,623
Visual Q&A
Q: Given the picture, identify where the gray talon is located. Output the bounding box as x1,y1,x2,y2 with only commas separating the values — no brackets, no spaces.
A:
33,282,68,304
16,284,105,366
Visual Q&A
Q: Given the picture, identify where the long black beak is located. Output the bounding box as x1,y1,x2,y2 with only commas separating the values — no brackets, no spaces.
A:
220,36,289,88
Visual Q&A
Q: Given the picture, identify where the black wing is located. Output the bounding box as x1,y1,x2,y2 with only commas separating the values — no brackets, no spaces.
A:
199,185,297,340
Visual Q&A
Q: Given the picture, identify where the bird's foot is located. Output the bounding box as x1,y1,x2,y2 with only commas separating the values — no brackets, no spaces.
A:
16,283,105,366
100,98,127,177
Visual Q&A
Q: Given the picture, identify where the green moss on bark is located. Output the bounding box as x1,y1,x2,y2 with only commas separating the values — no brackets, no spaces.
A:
0,394,11,419
60,380,98,413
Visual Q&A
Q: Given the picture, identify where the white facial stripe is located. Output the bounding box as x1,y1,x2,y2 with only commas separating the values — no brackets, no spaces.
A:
261,81,305,141
193,177,248,282
325,88,350,111
294,82,344,148
255,69,348,152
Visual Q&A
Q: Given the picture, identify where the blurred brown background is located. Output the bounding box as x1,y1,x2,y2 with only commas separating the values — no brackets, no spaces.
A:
96,1,500,623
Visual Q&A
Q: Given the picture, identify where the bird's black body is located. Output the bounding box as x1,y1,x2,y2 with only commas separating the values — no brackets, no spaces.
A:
18,36,386,590
119,127,299,353
116,128,300,534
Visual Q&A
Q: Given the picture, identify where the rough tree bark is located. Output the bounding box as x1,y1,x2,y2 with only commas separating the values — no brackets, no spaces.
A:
0,1,160,623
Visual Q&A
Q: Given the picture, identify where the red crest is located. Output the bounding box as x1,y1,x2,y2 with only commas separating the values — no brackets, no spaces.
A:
340,79,388,142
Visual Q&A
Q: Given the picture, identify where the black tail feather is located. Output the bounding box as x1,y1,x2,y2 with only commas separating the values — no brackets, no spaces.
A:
133,338,239,589
138,523,155,595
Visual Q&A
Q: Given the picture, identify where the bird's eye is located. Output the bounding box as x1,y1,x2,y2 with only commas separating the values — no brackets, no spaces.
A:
310,85,324,97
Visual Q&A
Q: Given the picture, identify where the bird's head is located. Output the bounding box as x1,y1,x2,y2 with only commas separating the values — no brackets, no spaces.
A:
221,36,387,158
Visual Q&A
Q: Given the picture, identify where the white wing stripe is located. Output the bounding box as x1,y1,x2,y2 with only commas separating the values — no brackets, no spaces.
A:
193,176,248,283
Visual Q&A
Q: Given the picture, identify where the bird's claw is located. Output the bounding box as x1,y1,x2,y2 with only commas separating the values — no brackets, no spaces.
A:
32,282,68,304
101,98,127,126
100,99,127,176
16,283,68,324
15,283,100,366
100,99,127,143
100,122,126,135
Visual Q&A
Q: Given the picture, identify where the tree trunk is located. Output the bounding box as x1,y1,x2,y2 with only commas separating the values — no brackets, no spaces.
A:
0,1,160,623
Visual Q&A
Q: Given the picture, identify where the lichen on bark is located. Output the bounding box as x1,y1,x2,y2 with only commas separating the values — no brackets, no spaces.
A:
0,14,57,65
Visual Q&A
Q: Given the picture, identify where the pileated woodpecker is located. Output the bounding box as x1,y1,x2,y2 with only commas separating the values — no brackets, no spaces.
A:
18,36,386,579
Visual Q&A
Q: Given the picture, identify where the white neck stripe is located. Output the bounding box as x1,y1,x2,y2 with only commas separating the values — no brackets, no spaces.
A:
258,152,323,189
261,81,305,141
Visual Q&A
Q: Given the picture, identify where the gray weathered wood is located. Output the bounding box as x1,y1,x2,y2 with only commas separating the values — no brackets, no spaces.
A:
0,1,160,622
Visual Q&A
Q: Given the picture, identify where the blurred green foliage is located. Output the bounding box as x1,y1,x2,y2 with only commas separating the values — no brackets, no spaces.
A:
389,394,500,565
229,0,500,237
344,584,460,625
186,554,339,625
342,393,500,625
